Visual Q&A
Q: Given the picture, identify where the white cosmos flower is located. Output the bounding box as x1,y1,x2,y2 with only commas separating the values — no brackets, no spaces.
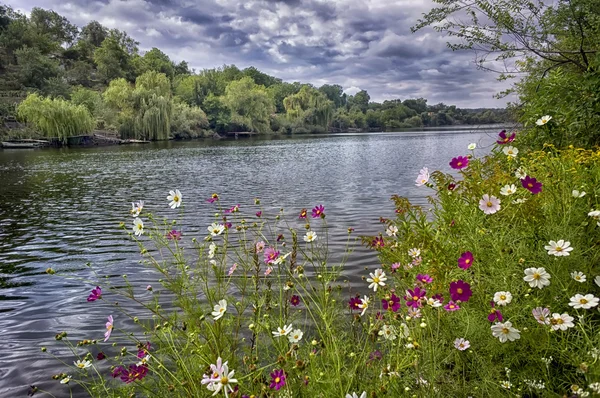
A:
491,321,521,343
571,271,586,283
572,190,586,198
208,222,225,236
595,276,600,287
500,184,517,196
288,329,303,343
544,240,573,256
346,393,367,398
272,252,291,265
549,313,574,331
426,297,442,308
415,167,430,187
208,243,217,259
515,167,527,179
60,375,72,384
357,295,370,316
479,194,501,215
454,337,470,351
386,225,398,236
493,291,513,306
212,299,227,320
502,146,518,158
568,294,599,309
167,189,182,209
272,324,293,337
535,115,552,125
367,269,387,292
304,231,317,242
589,210,600,226
74,359,92,369
500,381,512,389
523,267,551,289
408,248,421,258
130,200,144,217
378,325,397,340
468,143,476,150
133,217,144,236
211,361,238,397
512,198,527,204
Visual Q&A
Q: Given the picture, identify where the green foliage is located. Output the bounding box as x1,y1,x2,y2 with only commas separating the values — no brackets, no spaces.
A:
170,99,209,138
71,87,103,116
223,77,274,134
93,30,138,82
202,93,231,133
283,85,334,131
138,48,175,78
15,46,60,90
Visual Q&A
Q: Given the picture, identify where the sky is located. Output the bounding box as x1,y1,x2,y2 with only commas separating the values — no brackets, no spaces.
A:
12,0,516,108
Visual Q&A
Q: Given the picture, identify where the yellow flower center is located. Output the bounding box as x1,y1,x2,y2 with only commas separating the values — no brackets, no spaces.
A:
174,195,179,202
373,277,380,283
502,327,509,334
555,247,563,251
413,296,419,301
465,259,471,264
457,288,463,294
457,161,462,166
212,372,219,378
580,298,588,304
528,183,533,188
500,295,506,300
486,201,493,207
533,273,541,280
221,376,229,384
389,300,394,306
275,377,281,383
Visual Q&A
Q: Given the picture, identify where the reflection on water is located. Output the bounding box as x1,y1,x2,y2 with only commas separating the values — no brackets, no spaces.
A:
0,130,498,396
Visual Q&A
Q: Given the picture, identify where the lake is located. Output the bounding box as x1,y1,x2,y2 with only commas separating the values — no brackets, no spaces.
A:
0,129,499,396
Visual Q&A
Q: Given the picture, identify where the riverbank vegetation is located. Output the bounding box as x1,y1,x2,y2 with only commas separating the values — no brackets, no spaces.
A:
0,4,510,142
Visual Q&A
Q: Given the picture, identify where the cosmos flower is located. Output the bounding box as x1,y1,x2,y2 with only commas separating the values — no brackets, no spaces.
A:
382,294,401,312
212,299,227,321
133,218,144,236
571,271,586,283
457,251,474,270
304,231,317,242
449,280,472,302
444,301,460,312
87,286,102,302
264,247,280,264
206,193,219,203
568,294,599,309
74,359,92,369
491,321,520,343
208,223,225,236
166,230,182,240
416,274,433,284
346,393,367,398
479,194,501,214
378,325,397,340
468,143,476,150
104,315,113,342
272,324,293,337
449,156,469,170
404,287,426,308
544,240,573,256
255,241,265,253
535,115,552,125
371,236,384,248
167,189,182,209
521,176,543,194
349,296,361,310
572,190,586,198
488,301,503,322
288,329,303,343
523,267,551,289
415,167,430,187
454,338,470,351
299,208,307,219
532,307,550,325
408,248,421,258
358,296,370,316
493,291,512,306
502,146,518,158
367,269,387,292
549,313,574,331
311,205,325,218
386,225,398,236
496,130,515,144
130,201,144,217
500,184,517,196
269,369,286,390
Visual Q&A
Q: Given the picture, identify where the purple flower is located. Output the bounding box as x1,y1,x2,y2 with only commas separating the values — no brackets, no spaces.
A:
432,293,444,303
225,204,240,214
264,247,280,264
404,286,426,308
382,294,401,312
391,262,401,272
416,274,433,284
449,156,469,170
375,311,385,320
487,301,504,322
449,280,472,302
368,350,383,363
87,286,102,302
521,175,543,194
299,208,307,219
269,369,286,390
444,301,460,311
458,252,474,270
166,230,182,240
448,183,456,191
137,342,151,359
371,236,385,248
104,315,114,342
256,211,262,218
349,296,361,310
532,307,550,325
206,193,219,203
311,205,325,218
496,130,515,145
112,364,149,383
290,295,301,306
96,352,106,361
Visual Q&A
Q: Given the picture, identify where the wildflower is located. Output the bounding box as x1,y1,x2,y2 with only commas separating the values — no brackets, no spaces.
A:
457,251,473,270
444,301,460,311
311,205,325,218
544,240,573,256
449,280,472,302
454,338,470,351
130,201,144,217
532,307,550,325
146,285,152,292
468,143,476,150
201,358,237,397
493,291,512,306
502,146,518,158
357,296,370,316
496,130,515,144
382,294,401,312
304,231,317,242
385,225,398,236
572,190,586,198
60,375,71,384
500,381,512,389
550,313,575,331
255,241,265,253
256,211,262,218
299,208,307,219
379,325,397,340
479,194,501,214
432,293,444,303
415,167,430,187
166,230,182,240
390,262,401,272
535,115,552,125
224,204,239,214
371,236,384,248
74,359,92,369
521,176,543,194
87,286,102,302
426,297,442,308
208,222,225,236
404,287,426,308
588,210,600,226
515,166,527,179
264,266,273,276
272,324,293,337
349,296,361,310
270,369,286,390
263,247,280,264
488,302,503,322
368,350,383,363
408,248,421,258
416,274,432,284
133,218,144,236
167,189,182,209
290,295,301,306
346,393,367,398
449,156,469,170
500,184,517,196
491,321,521,343
104,315,113,342
208,243,217,259
207,193,219,203
448,183,456,191
288,329,303,343
407,307,422,318
571,271,586,283
512,198,527,204
523,267,551,289
589,383,600,394
367,269,387,292
212,299,227,321
569,294,599,309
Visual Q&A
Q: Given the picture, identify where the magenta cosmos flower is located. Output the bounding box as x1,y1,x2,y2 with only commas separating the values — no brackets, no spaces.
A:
112,364,149,383
269,369,286,390
404,286,426,308
382,294,401,312
299,208,307,219
256,211,262,218
458,251,474,270
290,295,301,306
349,296,361,310
487,301,503,322
449,280,472,302
166,230,182,240
416,274,433,284
225,204,240,214
496,130,515,145
311,205,325,218
444,300,460,311
521,176,543,194
263,247,280,264
206,193,219,203
449,156,469,170
87,286,102,302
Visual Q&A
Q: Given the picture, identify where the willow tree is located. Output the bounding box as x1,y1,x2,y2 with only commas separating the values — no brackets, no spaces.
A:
283,86,334,129
223,76,274,134
17,93,94,142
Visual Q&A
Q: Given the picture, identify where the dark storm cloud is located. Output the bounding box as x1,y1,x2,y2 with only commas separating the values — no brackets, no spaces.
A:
10,0,513,107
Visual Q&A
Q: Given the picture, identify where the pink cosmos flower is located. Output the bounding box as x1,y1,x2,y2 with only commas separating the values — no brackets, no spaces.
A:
270,369,286,390
87,286,102,302
407,307,422,318
104,315,114,342
206,193,219,203
166,230,182,240
454,338,470,351
416,274,433,284
224,204,240,214
371,236,385,248
299,208,308,219
487,301,503,322
496,130,515,144
458,252,473,270
449,156,469,170
521,176,543,194
256,211,262,218
532,307,550,325
255,241,265,253
290,295,301,306
349,296,361,310
112,364,149,383
382,294,401,312
405,287,426,308
264,247,280,264
444,301,460,311
479,194,501,215
311,205,325,218
228,263,237,276
449,280,472,302
264,267,273,276
391,262,401,272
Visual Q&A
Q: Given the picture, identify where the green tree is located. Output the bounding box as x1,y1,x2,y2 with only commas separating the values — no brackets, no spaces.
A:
349,90,370,113
15,46,60,90
138,48,174,78
318,84,345,108
93,30,138,82
283,86,334,129
202,93,231,133
223,77,274,133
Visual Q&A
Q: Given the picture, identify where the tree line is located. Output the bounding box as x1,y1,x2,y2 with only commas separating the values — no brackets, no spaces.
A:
0,4,510,141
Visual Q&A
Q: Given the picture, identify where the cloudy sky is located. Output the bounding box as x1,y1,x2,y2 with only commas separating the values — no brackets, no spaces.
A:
13,0,515,107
